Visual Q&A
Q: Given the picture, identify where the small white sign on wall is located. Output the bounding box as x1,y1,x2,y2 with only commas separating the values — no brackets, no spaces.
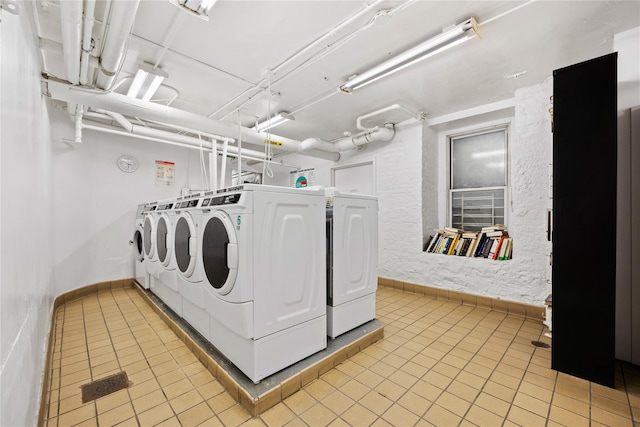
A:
155,160,175,187
290,168,315,188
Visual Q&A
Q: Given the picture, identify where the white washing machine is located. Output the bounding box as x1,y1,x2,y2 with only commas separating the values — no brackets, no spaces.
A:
142,202,160,280
150,199,183,317
132,203,147,288
200,184,327,383
325,188,378,338
173,194,210,340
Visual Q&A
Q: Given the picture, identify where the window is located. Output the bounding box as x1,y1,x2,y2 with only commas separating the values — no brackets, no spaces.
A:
449,127,508,231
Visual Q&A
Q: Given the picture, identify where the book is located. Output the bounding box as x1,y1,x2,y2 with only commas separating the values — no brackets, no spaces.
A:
492,236,506,260
428,234,441,253
488,238,501,259
500,238,513,260
482,237,495,258
497,236,508,259
481,224,506,232
448,234,460,255
423,235,433,252
467,237,478,257
474,233,487,257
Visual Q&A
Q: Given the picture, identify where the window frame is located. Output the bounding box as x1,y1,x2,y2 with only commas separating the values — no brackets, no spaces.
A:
447,125,510,231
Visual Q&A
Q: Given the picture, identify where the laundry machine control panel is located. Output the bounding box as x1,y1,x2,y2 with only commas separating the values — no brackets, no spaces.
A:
206,194,241,206
176,199,199,209
158,202,174,210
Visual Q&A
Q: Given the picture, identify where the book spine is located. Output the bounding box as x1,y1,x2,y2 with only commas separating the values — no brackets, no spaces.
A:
474,234,487,257
492,236,505,260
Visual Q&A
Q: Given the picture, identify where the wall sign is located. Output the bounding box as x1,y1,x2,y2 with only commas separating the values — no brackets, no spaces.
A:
155,160,175,187
289,168,315,188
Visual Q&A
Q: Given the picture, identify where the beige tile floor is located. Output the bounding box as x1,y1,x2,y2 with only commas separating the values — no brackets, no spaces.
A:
43,286,640,427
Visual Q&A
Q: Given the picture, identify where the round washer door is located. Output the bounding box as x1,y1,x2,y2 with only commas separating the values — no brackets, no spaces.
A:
134,226,144,261
157,214,173,266
143,215,155,260
202,211,238,295
174,213,197,277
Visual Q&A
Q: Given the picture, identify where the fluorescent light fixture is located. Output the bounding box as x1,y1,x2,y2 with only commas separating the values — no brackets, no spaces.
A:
127,63,168,102
253,112,294,133
170,0,217,20
339,17,480,93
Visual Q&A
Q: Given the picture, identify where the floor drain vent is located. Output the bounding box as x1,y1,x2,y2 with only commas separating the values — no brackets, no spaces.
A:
531,340,550,348
81,372,131,403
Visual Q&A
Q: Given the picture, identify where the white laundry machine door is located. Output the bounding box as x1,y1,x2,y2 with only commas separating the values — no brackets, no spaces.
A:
331,196,378,306
253,191,326,339
201,211,238,296
174,212,199,281
156,213,174,269
133,225,144,262
143,214,156,262
133,224,146,287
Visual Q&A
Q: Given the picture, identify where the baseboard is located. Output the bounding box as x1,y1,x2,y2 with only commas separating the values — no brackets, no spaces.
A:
377,277,545,321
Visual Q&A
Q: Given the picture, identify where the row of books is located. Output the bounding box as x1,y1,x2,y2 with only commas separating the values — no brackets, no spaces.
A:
423,225,513,260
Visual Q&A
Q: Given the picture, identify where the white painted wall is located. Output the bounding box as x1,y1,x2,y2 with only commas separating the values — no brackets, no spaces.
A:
0,5,55,426
273,81,553,306
51,113,225,297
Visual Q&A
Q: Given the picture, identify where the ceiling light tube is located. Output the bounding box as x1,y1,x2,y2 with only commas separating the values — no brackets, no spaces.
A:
126,69,148,98
254,112,294,133
127,63,168,101
339,17,479,93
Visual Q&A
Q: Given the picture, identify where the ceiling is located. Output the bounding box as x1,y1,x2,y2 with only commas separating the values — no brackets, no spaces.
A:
34,0,640,151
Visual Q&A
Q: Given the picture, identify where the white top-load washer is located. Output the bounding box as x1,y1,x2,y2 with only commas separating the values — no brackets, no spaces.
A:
325,188,378,338
132,203,147,288
200,184,327,383
150,199,182,316
173,194,209,339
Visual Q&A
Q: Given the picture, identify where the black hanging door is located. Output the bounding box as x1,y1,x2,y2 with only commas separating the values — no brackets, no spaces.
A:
552,53,617,387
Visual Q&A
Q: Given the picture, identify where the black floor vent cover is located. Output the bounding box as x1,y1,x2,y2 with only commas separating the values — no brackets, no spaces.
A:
531,340,551,348
81,371,131,403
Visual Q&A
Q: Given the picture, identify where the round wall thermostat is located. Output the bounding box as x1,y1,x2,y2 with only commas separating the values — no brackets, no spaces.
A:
117,155,139,173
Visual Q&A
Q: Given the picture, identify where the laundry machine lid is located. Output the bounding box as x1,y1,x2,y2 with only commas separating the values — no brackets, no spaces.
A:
157,214,172,265
134,227,144,261
202,211,238,295
174,213,197,276
143,215,155,259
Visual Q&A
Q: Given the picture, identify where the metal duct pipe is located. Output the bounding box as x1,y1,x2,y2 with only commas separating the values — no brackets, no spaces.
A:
96,0,140,90
301,124,395,153
59,0,82,84
336,124,395,151
82,113,267,159
79,0,96,85
44,79,341,161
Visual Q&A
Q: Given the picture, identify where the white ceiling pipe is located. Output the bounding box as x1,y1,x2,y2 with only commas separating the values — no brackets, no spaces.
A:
82,113,266,159
59,0,82,85
44,79,340,161
211,0,386,120
301,124,395,153
74,105,84,143
300,137,340,152
356,104,417,131
335,124,395,151
97,110,133,132
79,0,96,85
96,0,140,90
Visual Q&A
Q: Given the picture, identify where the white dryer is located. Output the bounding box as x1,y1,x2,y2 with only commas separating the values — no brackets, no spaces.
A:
200,184,327,383
173,194,209,340
325,188,378,338
150,199,182,317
